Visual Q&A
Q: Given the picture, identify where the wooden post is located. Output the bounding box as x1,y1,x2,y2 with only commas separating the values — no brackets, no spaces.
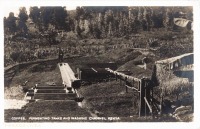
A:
145,80,151,113
151,86,153,102
125,78,128,93
79,71,82,80
139,78,151,117
145,86,147,117
139,78,145,117
145,80,150,115
138,80,141,116
77,68,80,79
125,81,128,93
151,86,154,118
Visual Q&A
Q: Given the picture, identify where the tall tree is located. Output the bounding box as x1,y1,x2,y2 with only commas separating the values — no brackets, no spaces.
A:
40,6,54,30
129,7,140,33
4,17,8,33
29,6,40,27
52,6,67,30
93,23,101,39
18,7,28,34
6,12,17,33
163,8,173,30
75,6,85,21
19,7,28,22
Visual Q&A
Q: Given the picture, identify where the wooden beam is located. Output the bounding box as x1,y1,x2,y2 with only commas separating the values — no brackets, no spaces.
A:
105,68,140,81
91,67,98,73
125,84,139,91
144,97,152,113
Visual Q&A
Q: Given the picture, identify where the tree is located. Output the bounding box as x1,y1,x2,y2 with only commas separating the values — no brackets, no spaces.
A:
93,24,101,39
19,7,28,22
163,8,174,30
130,19,140,33
82,6,93,19
129,7,141,33
75,6,85,21
76,24,82,38
6,12,17,33
40,7,54,30
52,7,67,30
119,19,125,36
151,7,165,29
29,6,40,26
68,17,75,31
104,9,114,36
4,17,8,33
18,7,28,34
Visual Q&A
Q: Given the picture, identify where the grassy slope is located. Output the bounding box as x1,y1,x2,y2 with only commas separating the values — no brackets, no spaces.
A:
79,80,140,117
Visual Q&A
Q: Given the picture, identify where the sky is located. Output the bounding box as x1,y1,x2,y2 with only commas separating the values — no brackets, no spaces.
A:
3,6,77,17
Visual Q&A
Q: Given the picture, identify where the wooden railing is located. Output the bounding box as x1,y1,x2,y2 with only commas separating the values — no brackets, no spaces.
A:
105,68,140,82
105,68,154,117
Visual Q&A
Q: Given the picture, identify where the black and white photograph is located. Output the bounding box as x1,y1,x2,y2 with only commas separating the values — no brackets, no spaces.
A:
2,1,199,126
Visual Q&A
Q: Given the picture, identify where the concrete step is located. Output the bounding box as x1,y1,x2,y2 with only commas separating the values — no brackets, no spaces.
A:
34,93,76,100
36,86,65,89
36,89,67,93
36,84,63,86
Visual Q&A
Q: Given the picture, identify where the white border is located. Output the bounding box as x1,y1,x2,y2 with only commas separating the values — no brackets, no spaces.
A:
0,0,200,129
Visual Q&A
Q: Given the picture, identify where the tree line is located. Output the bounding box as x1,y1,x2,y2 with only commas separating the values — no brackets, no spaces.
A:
4,6,193,39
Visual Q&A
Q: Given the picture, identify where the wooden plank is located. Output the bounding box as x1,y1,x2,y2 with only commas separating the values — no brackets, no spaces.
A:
91,68,98,73
139,79,145,117
125,85,139,91
144,97,152,113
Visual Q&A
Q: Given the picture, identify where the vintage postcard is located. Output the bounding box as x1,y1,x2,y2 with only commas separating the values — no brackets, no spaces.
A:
1,0,200,129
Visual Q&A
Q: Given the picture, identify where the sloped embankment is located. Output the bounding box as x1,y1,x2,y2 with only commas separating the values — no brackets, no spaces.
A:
78,81,140,118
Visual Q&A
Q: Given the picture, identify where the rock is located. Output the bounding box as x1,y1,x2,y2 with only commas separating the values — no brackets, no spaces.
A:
94,110,104,116
173,105,192,115
172,105,193,121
